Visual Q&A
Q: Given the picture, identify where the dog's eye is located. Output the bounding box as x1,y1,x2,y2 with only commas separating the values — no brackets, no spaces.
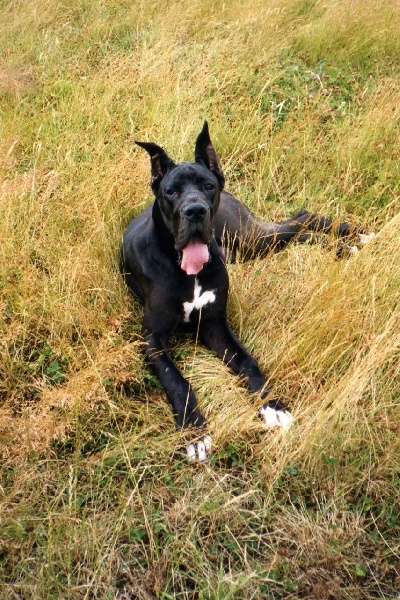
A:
165,189,176,198
204,183,215,192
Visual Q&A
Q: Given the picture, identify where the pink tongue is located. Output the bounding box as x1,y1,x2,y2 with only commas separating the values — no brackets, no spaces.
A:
181,240,209,275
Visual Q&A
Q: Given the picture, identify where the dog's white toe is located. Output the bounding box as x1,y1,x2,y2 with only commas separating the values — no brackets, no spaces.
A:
197,440,207,462
259,405,294,430
186,435,212,463
203,434,212,452
358,232,376,245
276,409,294,429
186,443,197,463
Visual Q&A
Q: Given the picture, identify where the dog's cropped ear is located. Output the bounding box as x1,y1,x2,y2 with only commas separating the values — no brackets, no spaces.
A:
135,141,176,191
194,121,225,190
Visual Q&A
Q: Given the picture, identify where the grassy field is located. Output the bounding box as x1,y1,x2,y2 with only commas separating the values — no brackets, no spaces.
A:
1,0,399,597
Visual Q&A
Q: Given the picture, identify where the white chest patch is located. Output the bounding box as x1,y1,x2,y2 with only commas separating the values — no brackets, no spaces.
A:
183,277,216,322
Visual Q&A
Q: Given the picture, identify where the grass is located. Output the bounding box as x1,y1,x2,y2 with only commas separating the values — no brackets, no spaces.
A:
0,0,399,597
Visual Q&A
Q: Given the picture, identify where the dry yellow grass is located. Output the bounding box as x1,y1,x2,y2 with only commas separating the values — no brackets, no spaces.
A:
1,0,399,598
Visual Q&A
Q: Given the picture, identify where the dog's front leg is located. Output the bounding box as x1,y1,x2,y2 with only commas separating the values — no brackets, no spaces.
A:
199,318,293,429
144,331,204,428
199,318,268,393
144,331,212,462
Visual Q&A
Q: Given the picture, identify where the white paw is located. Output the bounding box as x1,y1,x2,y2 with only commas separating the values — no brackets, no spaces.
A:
358,232,376,245
186,435,212,463
259,405,294,430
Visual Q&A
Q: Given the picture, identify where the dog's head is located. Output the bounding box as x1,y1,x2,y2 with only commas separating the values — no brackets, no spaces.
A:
136,122,225,275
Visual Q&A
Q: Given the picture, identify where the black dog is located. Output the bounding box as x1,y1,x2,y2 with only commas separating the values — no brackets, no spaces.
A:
121,122,370,461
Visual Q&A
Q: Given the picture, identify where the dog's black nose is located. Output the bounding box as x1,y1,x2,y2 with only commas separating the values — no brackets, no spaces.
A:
183,202,207,221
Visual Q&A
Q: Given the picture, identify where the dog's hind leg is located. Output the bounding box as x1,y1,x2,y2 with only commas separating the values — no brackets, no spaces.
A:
218,201,364,260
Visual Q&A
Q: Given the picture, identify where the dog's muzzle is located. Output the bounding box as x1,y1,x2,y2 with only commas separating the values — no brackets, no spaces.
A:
177,202,212,275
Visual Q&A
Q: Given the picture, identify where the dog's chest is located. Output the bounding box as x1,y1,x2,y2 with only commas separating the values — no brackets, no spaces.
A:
183,277,216,323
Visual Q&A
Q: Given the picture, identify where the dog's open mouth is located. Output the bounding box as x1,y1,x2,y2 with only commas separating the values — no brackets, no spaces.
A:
180,238,210,275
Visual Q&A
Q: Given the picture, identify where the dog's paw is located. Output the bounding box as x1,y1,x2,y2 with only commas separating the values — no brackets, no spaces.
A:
336,231,376,258
259,399,294,430
185,435,212,463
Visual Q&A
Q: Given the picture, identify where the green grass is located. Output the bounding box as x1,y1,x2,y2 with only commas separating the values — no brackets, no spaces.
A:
1,0,399,598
